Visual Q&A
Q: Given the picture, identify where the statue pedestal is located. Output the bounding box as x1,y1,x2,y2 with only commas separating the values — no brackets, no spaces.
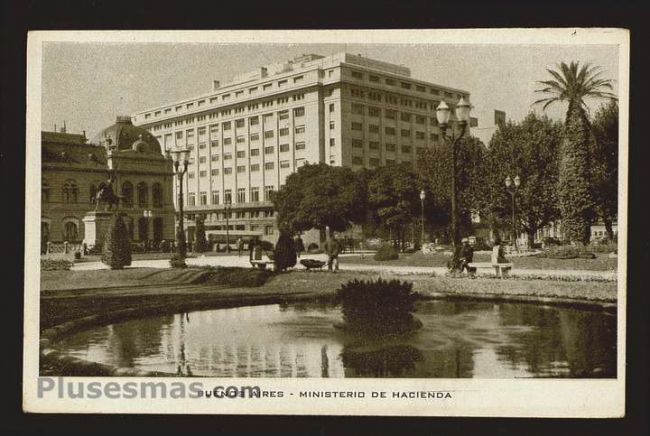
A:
83,211,114,252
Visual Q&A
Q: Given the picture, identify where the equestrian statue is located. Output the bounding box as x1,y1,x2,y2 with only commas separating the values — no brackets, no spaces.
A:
94,168,121,211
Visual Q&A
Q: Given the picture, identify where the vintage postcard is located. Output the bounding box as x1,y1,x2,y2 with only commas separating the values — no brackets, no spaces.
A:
23,29,628,416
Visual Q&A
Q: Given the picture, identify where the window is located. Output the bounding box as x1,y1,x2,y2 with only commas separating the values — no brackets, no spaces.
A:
351,122,363,131
369,141,379,150
62,180,78,203
430,133,440,141
265,162,275,170
211,154,219,162
200,191,207,205
368,107,381,117
295,142,306,150
369,158,380,167
264,130,274,139
295,158,306,167
369,124,379,133
199,142,207,149
263,83,272,91
369,75,380,82
294,107,305,117
352,139,363,148
249,116,259,125
235,119,245,128
188,172,195,179
121,181,133,207
278,79,288,88
211,169,219,176
415,131,425,140
280,143,290,152
224,190,232,204
351,70,363,79
401,129,411,138
224,152,232,160
329,138,335,147
264,186,274,201
250,187,260,202
250,133,259,141
401,82,412,90
294,125,305,134
385,78,395,86
199,170,207,178
417,147,426,155
386,159,396,165
280,160,290,169
401,112,411,122
222,121,231,130
264,225,274,236
278,110,289,120
137,182,148,207
385,143,396,152
188,193,196,206
224,167,232,175
249,86,258,94
236,150,246,158
250,148,260,156
385,109,396,119
351,103,364,115
64,221,79,242
175,131,183,140
415,115,426,124
237,165,246,173
199,156,207,163
264,146,274,155
279,127,289,136
385,127,396,135
401,145,412,153
329,103,335,113
430,88,440,95
212,191,220,205
329,121,335,130
352,156,363,165
237,188,246,203
223,137,232,145
250,163,260,172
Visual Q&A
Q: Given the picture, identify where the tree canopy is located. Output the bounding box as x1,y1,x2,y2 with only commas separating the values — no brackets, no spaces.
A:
591,100,618,240
272,163,366,234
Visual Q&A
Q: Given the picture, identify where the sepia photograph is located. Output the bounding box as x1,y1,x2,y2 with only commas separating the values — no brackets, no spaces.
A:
23,29,628,416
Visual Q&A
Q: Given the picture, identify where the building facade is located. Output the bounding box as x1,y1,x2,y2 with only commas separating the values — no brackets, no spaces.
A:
132,52,471,245
41,117,175,251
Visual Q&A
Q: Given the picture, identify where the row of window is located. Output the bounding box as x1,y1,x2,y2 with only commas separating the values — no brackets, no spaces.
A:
350,141,426,154
348,69,463,100
350,122,438,140
348,86,457,113
350,104,437,125
187,187,276,206
188,159,296,178
42,179,164,208
351,156,410,167
146,102,306,132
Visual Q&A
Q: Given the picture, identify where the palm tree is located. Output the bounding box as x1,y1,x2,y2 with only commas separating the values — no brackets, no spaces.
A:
535,61,616,244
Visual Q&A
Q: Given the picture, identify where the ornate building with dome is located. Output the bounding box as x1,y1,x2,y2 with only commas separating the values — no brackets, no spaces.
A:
41,116,175,250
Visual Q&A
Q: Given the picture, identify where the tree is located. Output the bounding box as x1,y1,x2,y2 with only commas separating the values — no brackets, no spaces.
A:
416,136,489,242
535,61,616,244
101,213,132,269
273,163,366,235
274,230,297,272
194,217,208,253
487,113,563,248
591,100,618,240
366,163,419,250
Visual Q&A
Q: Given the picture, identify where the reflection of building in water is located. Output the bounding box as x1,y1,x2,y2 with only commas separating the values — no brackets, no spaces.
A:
106,315,174,368
159,304,346,377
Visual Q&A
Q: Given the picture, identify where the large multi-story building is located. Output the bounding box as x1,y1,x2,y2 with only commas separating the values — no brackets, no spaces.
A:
132,52,471,245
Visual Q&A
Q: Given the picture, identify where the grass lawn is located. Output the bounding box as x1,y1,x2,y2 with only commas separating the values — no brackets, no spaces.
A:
339,251,617,271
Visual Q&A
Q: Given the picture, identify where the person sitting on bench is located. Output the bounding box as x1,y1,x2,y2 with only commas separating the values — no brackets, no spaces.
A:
460,238,474,274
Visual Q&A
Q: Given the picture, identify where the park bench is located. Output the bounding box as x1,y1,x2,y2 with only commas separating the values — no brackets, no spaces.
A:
250,247,275,270
467,262,513,278
250,259,275,270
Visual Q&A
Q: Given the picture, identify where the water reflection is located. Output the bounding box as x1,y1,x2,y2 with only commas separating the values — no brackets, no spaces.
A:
53,301,616,378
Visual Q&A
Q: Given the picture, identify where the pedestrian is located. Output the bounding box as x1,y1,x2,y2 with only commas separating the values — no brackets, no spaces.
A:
236,237,244,257
460,238,474,275
491,235,508,264
324,233,342,272
294,234,305,259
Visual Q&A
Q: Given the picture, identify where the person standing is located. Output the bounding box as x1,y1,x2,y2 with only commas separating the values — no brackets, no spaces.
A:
324,234,342,272
460,238,474,274
294,234,305,259
236,237,244,257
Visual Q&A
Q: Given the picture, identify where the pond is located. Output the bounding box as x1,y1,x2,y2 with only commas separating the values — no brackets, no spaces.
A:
52,301,616,378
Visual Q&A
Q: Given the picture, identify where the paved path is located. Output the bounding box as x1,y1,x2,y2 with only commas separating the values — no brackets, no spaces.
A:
71,253,617,280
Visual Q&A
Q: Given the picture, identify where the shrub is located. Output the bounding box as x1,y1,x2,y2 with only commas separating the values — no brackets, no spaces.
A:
159,240,171,253
307,242,319,252
169,254,187,268
335,278,421,335
374,244,399,261
73,251,82,260
543,236,562,247
194,218,208,253
274,231,297,272
101,213,132,270
202,267,273,287
41,259,73,271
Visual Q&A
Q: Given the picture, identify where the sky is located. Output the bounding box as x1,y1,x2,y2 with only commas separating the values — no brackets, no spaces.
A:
41,42,619,139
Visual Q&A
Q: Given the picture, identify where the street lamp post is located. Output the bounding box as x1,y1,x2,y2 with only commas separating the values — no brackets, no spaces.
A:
436,98,471,271
142,209,152,251
505,175,521,252
170,148,190,260
419,189,426,248
224,196,232,253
